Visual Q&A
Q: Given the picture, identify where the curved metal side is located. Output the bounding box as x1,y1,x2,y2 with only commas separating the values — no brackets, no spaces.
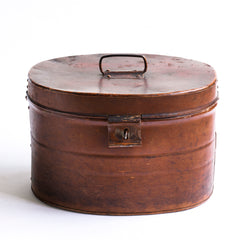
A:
29,101,216,215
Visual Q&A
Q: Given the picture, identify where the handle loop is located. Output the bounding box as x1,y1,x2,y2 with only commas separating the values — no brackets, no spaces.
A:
99,54,148,76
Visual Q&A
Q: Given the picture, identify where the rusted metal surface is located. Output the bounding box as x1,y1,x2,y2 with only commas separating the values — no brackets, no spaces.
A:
27,54,218,215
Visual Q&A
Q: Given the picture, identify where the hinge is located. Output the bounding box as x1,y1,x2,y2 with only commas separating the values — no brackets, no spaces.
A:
107,115,142,148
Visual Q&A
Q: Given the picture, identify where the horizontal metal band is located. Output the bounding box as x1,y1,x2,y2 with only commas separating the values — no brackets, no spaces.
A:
142,97,218,120
31,134,215,159
27,93,218,120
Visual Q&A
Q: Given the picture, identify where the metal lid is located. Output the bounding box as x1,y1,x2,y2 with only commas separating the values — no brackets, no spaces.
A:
27,54,218,117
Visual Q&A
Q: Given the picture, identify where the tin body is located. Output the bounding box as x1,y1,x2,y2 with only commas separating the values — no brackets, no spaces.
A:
27,54,218,215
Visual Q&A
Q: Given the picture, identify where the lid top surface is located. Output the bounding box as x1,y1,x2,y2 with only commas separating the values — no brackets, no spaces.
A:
28,54,216,95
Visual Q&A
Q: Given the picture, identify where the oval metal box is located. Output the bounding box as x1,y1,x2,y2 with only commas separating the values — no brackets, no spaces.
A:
27,54,218,215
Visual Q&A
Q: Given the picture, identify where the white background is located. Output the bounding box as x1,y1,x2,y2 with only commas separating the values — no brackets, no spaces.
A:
0,0,239,239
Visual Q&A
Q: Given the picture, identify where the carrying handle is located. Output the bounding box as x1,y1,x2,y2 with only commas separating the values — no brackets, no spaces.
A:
99,54,148,76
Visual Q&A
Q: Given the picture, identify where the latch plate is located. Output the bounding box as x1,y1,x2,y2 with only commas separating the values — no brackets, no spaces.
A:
108,115,142,148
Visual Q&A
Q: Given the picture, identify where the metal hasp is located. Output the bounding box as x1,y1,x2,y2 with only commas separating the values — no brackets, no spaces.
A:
108,115,142,148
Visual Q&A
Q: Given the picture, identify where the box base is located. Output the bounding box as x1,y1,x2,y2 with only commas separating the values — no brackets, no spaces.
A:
31,185,213,216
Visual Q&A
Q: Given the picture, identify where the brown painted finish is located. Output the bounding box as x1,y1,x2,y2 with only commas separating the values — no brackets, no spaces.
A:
28,54,216,94
27,54,218,215
27,54,217,116
27,79,217,116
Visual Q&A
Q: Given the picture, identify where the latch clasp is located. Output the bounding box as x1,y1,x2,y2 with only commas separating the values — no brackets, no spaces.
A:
107,115,142,148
